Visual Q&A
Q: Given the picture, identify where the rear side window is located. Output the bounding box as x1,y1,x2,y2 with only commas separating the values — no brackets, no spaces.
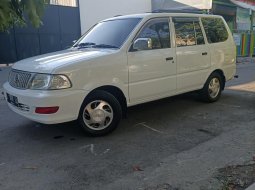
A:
201,18,228,43
173,17,205,47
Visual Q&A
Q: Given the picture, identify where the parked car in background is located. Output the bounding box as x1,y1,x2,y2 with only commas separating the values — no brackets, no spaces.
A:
3,13,236,136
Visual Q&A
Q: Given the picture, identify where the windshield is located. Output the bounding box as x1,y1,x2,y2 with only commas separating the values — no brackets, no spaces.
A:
74,18,142,49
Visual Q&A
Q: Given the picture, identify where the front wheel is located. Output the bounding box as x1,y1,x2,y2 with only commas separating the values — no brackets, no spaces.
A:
200,72,223,103
78,90,122,136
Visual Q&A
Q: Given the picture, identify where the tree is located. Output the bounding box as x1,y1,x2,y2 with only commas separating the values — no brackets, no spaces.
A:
0,0,50,32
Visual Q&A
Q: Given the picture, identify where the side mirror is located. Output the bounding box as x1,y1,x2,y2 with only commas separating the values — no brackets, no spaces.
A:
133,38,152,51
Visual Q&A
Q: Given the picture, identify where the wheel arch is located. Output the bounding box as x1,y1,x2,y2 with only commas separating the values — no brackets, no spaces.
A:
85,85,127,117
210,69,226,90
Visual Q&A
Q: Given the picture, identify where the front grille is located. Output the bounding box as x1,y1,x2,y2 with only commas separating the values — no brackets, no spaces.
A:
9,69,32,89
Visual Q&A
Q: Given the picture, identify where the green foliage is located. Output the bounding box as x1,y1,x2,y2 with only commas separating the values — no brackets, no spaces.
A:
0,0,50,32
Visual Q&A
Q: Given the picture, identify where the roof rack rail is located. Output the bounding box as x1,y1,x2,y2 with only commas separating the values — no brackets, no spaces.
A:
152,9,211,14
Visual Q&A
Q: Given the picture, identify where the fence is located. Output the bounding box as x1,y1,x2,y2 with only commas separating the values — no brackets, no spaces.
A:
0,4,81,64
233,30,255,57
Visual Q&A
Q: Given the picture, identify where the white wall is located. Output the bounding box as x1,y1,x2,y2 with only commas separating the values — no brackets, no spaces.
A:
79,0,151,34
152,0,212,11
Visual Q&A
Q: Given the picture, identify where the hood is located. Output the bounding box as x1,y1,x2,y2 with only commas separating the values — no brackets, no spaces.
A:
12,48,117,73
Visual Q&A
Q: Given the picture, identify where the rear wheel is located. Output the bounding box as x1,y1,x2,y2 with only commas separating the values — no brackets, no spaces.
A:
78,90,122,136
200,72,224,102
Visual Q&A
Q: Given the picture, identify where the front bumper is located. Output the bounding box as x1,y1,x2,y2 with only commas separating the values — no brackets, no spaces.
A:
3,82,88,124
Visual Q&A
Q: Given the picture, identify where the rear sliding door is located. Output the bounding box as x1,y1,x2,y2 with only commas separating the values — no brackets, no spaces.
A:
173,17,210,93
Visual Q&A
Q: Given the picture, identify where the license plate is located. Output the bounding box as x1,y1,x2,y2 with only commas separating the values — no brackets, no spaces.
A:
7,93,19,106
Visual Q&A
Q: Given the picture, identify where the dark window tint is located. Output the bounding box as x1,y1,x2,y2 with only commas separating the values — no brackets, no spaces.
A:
76,18,142,48
173,17,205,47
202,18,228,43
137,18,170,49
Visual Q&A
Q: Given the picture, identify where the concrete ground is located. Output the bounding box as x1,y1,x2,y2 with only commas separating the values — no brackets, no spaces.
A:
0,64,255,190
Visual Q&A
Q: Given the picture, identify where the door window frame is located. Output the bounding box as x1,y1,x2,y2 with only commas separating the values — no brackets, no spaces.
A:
172,16,208,48
129,17,172,52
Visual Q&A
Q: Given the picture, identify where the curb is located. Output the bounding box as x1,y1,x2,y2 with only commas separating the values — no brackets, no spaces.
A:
246,183,255,190
0,64,12,67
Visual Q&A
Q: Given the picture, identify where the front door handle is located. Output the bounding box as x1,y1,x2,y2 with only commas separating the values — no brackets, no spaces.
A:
166,57,173,61
202,52,208,56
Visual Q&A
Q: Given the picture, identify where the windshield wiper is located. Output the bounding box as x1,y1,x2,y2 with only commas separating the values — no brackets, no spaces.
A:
74,42,96,48
91,44,118,49
74,43,118,49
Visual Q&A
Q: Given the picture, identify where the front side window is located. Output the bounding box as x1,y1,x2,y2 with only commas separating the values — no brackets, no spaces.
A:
201,17,229,43
173,17,205,47
136,18,171,49
74,18,142,49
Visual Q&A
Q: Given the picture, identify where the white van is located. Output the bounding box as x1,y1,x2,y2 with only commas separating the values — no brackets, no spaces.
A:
3,13,236,136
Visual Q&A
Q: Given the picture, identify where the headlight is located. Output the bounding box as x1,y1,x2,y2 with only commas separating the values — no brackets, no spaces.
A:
29,74,71,90
30,74,51,90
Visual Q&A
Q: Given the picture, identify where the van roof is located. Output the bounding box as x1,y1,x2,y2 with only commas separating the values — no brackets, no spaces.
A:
102,13,222,22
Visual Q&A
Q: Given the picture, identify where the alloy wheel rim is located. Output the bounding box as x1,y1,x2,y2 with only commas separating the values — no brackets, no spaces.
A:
83,100,113,130
208,78,220,99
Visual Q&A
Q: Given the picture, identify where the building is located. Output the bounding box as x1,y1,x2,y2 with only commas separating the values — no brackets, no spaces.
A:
79,0,151,34
50,0,77,7
213,0,255,31
212,0,255,56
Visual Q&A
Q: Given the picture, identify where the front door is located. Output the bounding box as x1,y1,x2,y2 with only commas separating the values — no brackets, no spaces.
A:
128,18,176,104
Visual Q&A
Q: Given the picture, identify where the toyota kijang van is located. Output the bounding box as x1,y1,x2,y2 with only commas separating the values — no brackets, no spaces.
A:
3,13,236,136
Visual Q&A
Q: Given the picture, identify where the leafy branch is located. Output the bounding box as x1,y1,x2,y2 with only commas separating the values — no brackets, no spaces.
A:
0,0,50,32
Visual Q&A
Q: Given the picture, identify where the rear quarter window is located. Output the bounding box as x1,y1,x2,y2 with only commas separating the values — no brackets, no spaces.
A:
201,17,229,43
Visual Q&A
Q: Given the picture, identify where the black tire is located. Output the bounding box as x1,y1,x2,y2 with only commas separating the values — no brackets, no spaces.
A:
200,72,224,103
78,90,122,136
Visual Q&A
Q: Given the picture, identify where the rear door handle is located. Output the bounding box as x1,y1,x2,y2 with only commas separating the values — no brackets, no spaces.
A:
166,57,173,61
202,52,208,56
